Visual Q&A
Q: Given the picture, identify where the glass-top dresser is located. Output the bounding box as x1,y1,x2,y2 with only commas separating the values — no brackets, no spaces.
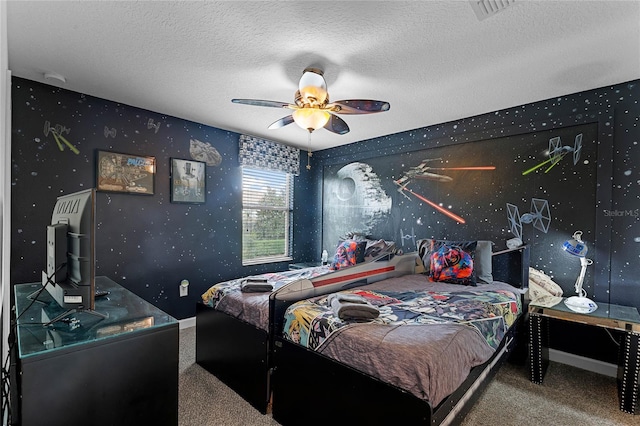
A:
11,276,179,426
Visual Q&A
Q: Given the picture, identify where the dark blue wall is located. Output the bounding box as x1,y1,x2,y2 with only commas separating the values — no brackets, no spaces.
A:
11,77,640,322
10,77,317,319
314,80,640,312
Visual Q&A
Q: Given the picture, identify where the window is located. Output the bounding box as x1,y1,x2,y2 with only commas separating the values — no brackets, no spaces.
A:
242,167,293,265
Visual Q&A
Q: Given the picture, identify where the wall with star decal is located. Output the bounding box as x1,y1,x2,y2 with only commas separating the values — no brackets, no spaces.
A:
10,76,640,325
315,80,639,314
10,77,318,319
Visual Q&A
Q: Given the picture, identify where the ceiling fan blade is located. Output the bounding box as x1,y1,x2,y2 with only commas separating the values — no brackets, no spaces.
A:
268,115,295,130
329,100,391,114
232,99,293,109
324,114,350,135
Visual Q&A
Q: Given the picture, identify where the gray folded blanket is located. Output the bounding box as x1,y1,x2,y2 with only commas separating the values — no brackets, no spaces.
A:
240,277,273,293
328,293,380,320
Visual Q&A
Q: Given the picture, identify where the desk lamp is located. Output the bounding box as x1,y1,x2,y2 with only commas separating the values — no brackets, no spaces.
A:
562,231,597,313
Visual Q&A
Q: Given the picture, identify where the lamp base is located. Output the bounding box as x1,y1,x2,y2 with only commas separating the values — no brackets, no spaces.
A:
564,296,598,314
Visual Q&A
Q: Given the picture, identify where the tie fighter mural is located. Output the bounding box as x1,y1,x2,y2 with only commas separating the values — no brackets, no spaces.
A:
506,198,552,242
522,133,583,175
394,158,496,224
399,227,416,248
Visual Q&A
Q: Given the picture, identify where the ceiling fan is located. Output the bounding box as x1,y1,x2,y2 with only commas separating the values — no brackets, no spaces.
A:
231,67,390,135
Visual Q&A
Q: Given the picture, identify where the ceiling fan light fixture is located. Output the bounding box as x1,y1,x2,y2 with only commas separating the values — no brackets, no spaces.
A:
299,68,326,91
232,67,389,135
296,86,328,107
292,108,330,132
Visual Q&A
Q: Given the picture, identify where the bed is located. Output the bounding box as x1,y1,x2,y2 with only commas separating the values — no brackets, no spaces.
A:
270,242,530,426
195,239,417,413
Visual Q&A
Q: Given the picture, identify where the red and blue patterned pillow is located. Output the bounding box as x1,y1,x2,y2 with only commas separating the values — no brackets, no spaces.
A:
330,239,367,270
418,239,479,286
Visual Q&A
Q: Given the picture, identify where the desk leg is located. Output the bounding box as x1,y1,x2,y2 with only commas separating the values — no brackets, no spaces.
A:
619,331,640,414
529,313,549,384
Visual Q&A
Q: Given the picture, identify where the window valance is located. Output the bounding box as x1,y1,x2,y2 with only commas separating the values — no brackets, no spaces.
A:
238,134,300,176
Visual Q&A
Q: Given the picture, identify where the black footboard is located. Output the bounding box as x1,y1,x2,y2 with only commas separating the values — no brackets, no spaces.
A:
195,303,271,413
272,337,432,425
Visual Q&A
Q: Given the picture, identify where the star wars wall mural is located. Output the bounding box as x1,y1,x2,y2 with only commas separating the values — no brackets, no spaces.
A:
323,122,600,298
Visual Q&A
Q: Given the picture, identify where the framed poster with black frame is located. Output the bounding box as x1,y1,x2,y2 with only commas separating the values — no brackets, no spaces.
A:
170,158,206,204
96,150,156,195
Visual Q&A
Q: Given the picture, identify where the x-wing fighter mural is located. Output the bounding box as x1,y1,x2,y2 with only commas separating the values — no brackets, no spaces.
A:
393,158,496,224
44,120,79,155
522,133,583,175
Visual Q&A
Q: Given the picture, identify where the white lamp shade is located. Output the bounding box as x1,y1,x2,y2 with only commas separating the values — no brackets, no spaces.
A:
292,108,330,131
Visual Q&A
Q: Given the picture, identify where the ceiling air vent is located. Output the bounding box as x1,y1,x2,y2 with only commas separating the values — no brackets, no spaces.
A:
470,0,516,21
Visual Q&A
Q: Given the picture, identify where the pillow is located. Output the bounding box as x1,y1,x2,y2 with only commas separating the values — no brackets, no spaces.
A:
430,241,477,285
337,232,396,263
354,240,367,264
417,239,494,285
364,239,396,261
474,240,494,284
330,240,366,270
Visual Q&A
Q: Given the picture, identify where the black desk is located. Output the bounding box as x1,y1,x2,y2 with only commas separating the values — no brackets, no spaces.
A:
11,276,179,426
529,299,640,415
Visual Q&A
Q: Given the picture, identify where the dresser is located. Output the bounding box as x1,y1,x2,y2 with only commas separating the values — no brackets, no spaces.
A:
11,276,179,426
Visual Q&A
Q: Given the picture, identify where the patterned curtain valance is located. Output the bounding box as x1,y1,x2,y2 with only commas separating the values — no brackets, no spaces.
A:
239,134,300,176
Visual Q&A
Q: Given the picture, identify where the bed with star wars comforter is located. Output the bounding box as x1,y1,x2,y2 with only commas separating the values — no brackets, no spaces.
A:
281,274,521,407
201,266,332,330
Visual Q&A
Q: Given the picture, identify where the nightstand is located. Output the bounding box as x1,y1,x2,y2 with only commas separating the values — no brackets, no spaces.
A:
529,299,640,414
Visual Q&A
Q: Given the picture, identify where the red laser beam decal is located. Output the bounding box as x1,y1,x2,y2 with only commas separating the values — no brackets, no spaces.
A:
393,159,494,224
401,187,466,224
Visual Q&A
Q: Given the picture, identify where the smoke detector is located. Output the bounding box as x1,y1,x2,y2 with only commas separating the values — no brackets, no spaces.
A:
470,0,516,21
43,72,66,84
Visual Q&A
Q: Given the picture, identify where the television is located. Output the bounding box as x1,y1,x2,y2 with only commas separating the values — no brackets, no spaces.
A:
40,188,106,323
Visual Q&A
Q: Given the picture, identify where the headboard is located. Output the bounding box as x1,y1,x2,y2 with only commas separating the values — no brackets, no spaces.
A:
492,245,530,290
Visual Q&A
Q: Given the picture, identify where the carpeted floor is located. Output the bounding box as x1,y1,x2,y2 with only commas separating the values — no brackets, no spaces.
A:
178,326,638,425
178,326,279,426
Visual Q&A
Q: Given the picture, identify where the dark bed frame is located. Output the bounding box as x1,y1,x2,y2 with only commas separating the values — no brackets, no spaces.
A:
270,245,530,425
195,303,272,412
195,253,418,413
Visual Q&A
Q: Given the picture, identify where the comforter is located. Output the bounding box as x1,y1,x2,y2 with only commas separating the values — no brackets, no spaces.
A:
282,274,522,406
201,265,332,330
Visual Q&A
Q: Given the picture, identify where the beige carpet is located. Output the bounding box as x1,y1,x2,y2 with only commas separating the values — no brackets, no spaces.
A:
178,326,638,425
178,326,279,426
460,359,637,425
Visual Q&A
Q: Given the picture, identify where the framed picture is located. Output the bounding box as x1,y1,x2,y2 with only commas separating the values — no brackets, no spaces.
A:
96,150,156,195
170,158,206,204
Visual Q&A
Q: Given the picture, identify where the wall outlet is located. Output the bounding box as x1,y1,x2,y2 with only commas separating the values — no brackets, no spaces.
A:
180,279,189,297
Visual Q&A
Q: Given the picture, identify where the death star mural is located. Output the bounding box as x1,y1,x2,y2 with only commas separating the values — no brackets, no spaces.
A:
323,162,392,247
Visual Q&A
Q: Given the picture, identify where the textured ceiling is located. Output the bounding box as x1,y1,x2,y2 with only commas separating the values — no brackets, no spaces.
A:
7,1,640,151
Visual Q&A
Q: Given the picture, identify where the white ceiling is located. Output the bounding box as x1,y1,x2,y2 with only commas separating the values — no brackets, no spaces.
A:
7,1,640,151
